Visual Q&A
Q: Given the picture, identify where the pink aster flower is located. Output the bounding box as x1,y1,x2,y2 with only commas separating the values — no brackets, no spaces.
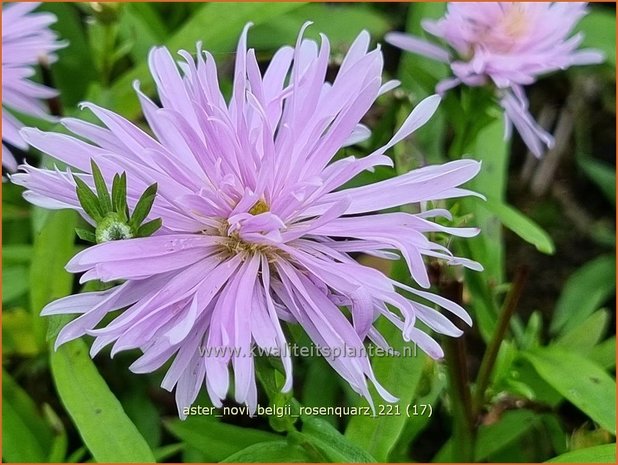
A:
386,2,604,157
2,2,64,172
13,24,482,416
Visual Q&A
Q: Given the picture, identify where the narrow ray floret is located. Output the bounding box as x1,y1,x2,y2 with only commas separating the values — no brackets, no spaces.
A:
386,2,604,157
12,24,483,417
2,2,65,171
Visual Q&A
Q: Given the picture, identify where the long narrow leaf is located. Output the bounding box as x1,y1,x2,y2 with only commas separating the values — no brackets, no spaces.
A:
523,348,616,435
551,255,615,335
481,199,555,255
164,416,280,462
30,210,78,348
2,371,54,462
90,160,112,215
129,183,157,229
73,176,103,222
50,339,156,462
111,173,129,222
546,444,616,463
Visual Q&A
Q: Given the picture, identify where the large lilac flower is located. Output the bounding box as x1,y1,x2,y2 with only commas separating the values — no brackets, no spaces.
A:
2,2,64,171
13,25,482,415
386,2,604,156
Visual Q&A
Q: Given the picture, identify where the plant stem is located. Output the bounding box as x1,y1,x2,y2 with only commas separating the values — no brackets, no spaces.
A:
100,23,117,87
444,338,475,461
473,267,529,415
39,58,63,117
440,278,475,462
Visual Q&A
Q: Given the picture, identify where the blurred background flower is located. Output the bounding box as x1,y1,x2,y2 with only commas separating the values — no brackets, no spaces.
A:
2,2,65,172
386,2,605,156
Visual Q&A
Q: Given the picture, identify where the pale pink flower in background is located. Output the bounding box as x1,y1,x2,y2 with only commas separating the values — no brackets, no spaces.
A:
13,25,482,417
386,2,605,156
2,2,65,171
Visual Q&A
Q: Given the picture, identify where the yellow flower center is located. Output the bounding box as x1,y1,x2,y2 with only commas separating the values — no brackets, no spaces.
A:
502,4,529,40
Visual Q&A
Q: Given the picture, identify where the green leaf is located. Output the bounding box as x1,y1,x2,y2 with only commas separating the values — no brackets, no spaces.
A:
555,310,610,352
2,266,29,303
47,314,76,344
251,3,390,51
90,159,113,214
461,263,500,343
112,173,128,221
444,87,496,158
129,183,158,229
345,313,425,461
589,337,616,370
546,444,616,463
2,401,45,462
519,311,543,351
433,410,539,462
43,403,69,463
390,362,446,461
182,445,207,463
30,210,78,347
459,118,509,341
153,443,184,462
38,2,98,107
111,173,128,222
108,2,306,119
122,385,161,448
221,440,314,463
523,348,616,434
3,308,39,357
2,244,33,265
119,3,168,62
254,357,297,432
2,371,53,462
2,203,31,222
467,118,508,282
481,199,555,255
66,446,88,463
577,9,616,67
136,218,162,238
511,357,563,407
75,228,96,243
301,358,340,426
551,255,616,335
50,339,155,462
86,14,120,84
111,39,134,66
301,416,376,462
541,414,569,457
31,207,51,238
73,175,103,222
474,410,539,460
578,156,616,207
164,416,280,462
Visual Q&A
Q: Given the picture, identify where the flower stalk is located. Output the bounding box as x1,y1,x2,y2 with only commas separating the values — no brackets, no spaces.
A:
440,276,475,462
473,266,529,416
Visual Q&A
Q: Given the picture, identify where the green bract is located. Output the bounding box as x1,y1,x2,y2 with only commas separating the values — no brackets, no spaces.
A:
73,159,162,244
